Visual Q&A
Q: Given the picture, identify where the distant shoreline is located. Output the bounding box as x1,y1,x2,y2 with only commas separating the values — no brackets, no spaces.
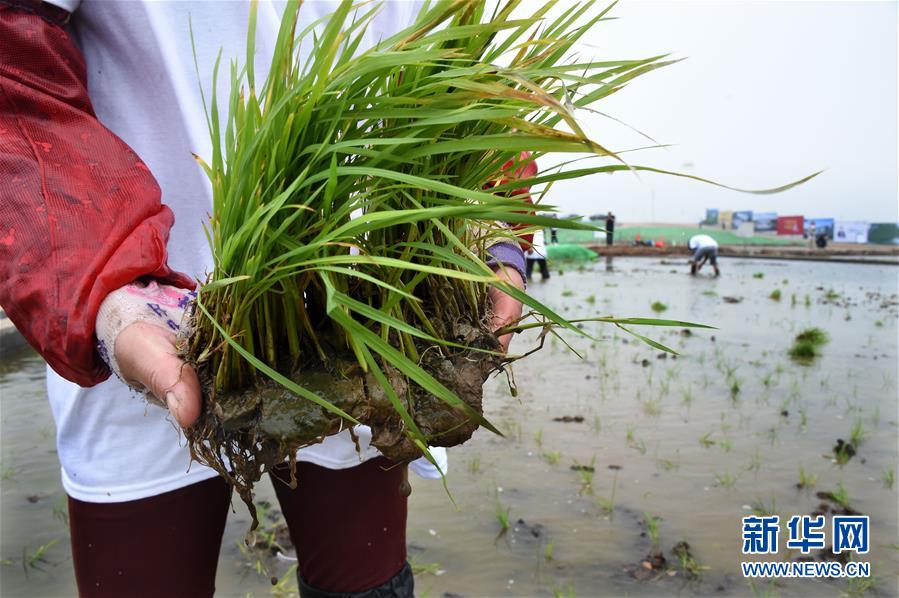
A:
579,243,899,266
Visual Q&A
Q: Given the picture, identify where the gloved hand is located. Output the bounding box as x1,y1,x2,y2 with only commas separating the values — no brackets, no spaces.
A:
95,281,202,427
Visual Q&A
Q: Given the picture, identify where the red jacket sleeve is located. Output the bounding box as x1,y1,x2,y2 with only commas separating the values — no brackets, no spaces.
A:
485,151,539,250
0,6,194,387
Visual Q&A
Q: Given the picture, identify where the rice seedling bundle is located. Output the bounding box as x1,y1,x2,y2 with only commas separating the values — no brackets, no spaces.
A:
182,0,812,522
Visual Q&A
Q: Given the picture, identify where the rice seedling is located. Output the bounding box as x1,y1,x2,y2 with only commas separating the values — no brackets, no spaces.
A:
718,437,732,453
788,327,829,365
804,295,812,307
748,579,780,598
270,565,299,597
828,482,852,510
787,380,801,402
824,289,841,301
650,301,668,313
681,386,695,407
796,328,829,345
642,513,661,552
544,538,555,561
849,419,868,446
505,419,523,442
791,293,797,306
769,289,781,301
843,576,876,597
467,455,481,474
656,452,680,472
21,539,59,576
658,378,670,396
745,449,761,474
881,467,894,490
797,465,818,490
585,294,596,305
642,397,661,417
672,541,703,581
561,290,575,297
591,415,602,434
625,424,646,455
753,272,764,279
713,471,736,489
236,539,270,579
542,450,561,465
534,427,543,448
178,0,810,521
719,413,732,432
698,431,715,448
1,465,16,481
720,362,739,379
553,585,576,598
495,495,511,535
627,433,647,455
750,497,777,518
572,455,596,492
766,425,780,446
596,465,621,516
51,496,68,526
833,440,855,466
409,555,443,576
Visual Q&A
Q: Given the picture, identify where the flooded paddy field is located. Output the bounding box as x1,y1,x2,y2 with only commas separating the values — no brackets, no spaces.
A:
2,257,897,597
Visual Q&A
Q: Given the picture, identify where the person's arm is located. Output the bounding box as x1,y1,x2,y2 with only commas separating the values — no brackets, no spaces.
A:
482,152,533,349
0,5,193,386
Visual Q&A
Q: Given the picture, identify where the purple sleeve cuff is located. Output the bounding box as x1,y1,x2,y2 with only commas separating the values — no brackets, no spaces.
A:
486,242,527,286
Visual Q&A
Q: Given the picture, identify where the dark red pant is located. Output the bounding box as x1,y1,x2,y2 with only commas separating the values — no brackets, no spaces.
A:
68,458,407,597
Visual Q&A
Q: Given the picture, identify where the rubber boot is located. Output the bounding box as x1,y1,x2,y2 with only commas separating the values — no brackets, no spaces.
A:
298,562,414,598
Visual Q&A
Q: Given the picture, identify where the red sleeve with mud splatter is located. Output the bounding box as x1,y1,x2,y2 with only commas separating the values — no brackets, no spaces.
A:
0,6,194,387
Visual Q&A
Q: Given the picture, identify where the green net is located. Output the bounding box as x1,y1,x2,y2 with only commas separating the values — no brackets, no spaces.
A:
546,244,598,262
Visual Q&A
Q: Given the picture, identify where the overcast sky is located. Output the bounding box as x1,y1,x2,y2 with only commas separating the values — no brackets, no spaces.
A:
532,0,898,224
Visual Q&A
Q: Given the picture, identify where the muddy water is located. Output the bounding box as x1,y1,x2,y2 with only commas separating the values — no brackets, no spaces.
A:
1,257,897,597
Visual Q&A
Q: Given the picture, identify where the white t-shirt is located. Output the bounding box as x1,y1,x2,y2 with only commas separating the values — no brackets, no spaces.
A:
526,229,546,258
688,234,718,251
44,0,444,504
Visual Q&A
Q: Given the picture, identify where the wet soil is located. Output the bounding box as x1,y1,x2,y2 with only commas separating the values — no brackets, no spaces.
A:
2,257,897,597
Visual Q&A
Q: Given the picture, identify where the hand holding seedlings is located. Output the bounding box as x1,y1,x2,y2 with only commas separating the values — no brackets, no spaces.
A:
115,322,202,429
113,262,523,431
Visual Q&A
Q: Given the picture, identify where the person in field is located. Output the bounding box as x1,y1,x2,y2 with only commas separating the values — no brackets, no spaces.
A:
0,1,527,596
605,211,616,246
525,227,550,281
688,234,721,276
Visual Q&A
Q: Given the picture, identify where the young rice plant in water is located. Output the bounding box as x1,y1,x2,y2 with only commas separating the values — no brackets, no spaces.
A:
181,0,814,524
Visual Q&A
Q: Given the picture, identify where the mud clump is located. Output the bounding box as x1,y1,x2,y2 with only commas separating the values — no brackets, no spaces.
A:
553,415,584,423
183,317,504,526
